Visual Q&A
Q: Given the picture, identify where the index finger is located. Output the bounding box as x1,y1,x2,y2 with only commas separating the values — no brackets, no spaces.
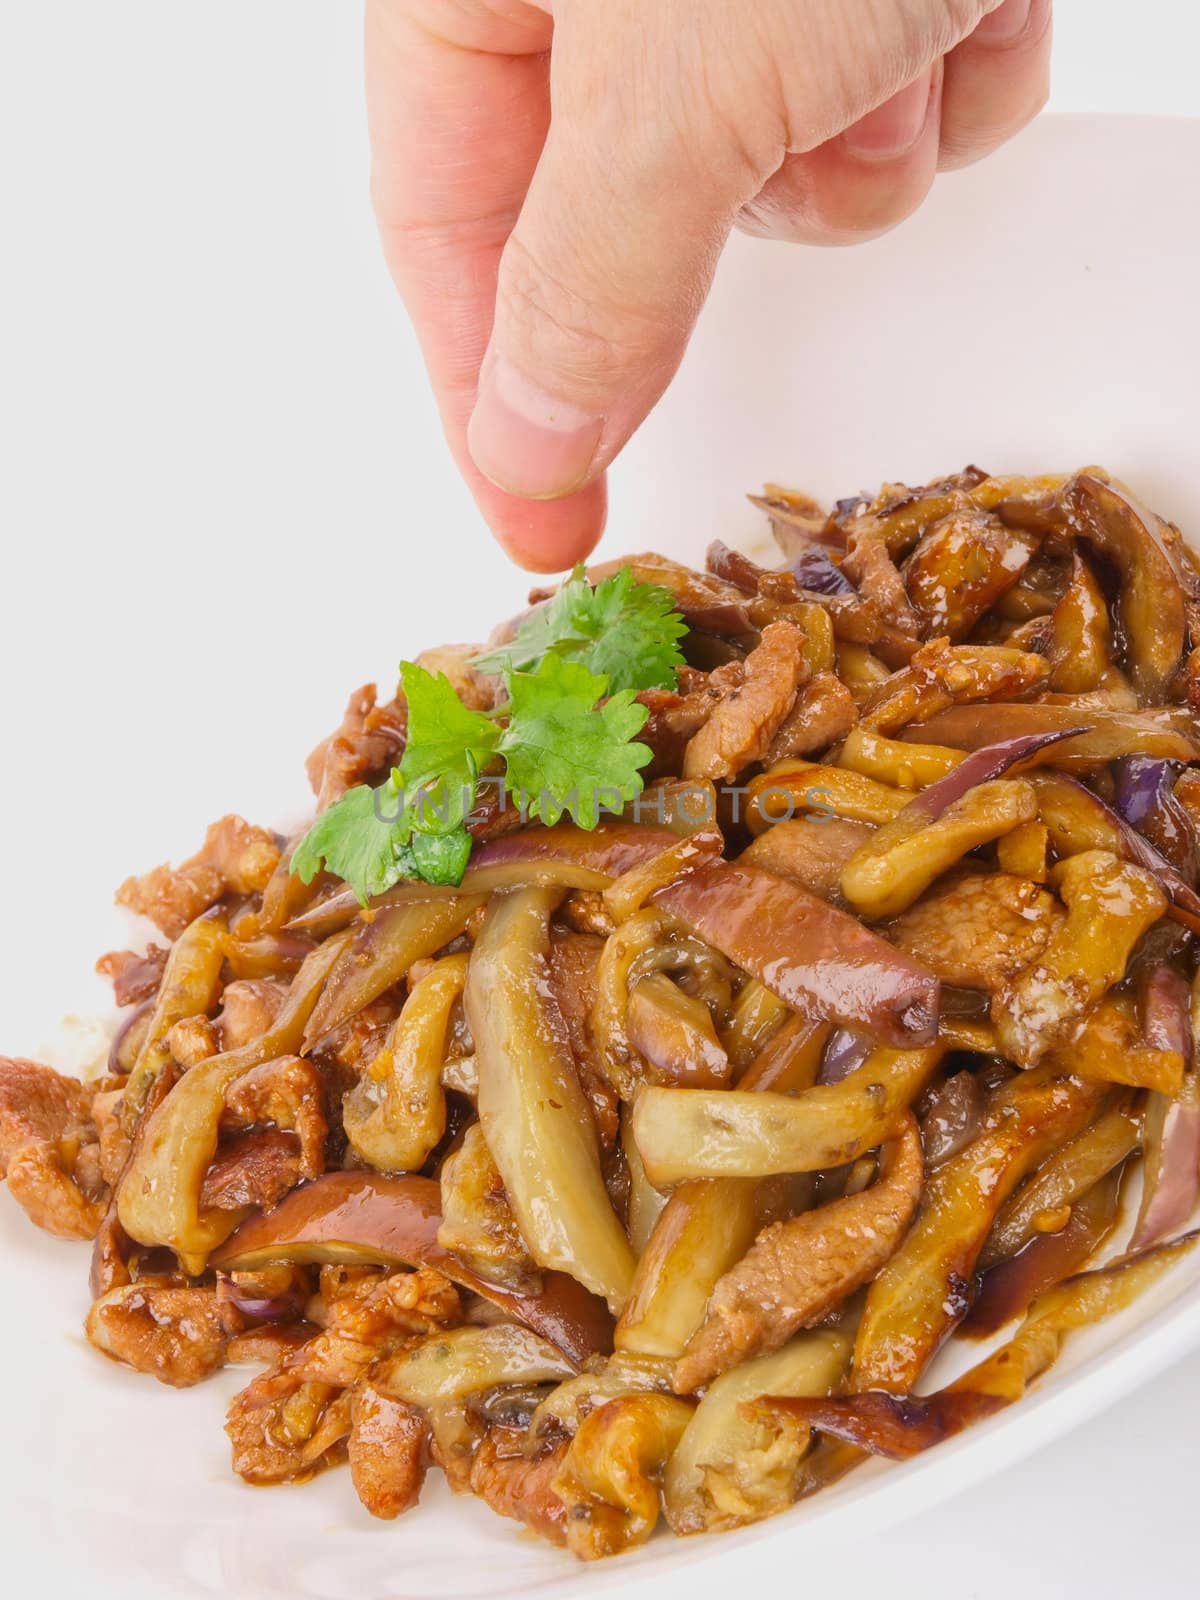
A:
365,0,607,571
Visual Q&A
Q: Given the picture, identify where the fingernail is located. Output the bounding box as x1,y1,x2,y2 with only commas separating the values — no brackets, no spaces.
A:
973,0,1034,45
841,71,933,161
468,357,604,499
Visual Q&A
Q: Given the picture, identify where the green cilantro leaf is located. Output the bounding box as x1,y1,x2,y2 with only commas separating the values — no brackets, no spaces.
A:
396,662,501,809
499,653,651,828
410,825,473,885
473,565,686,693
291,778,410,905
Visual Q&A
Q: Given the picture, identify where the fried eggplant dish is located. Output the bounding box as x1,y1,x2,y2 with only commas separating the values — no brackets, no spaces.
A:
4,465,1200,1559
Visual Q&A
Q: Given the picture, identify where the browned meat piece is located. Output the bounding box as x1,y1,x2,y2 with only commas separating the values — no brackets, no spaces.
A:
469,1427,569,1547
843,533,920,633
222,1056,327,1178
765,673,857,762
116,817,280,938
560,890,617,938
0,1057,92,1175
86,1284,233,1387
887,873,1061,990
226,1322,319,1364
200,1128,304,1211
95,945,169,1006
6,1142,106,1238
168,1014,219,1067
635,671,738,778
348,1382,430,1519
216,978,287,1051
90,1087,132,1188
548,930,619,1146
305,684,406,813
904,510,1036,639
674,1115,924,1391
413,644,496,711
683,623,807,781
227,1268,458,1484
740,816,874,903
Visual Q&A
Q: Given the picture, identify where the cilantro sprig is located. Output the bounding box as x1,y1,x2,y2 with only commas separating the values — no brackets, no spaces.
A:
291,565,687,902
472,564,686,693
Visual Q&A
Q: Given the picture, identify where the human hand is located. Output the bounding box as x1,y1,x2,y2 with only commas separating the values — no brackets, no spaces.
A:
366,0,1050,571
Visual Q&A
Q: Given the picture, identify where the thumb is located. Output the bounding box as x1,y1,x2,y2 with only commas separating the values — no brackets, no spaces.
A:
466,26,774,502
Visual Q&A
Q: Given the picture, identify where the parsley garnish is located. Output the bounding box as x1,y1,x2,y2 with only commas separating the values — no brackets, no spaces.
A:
472,564,686,693
291,566,684,902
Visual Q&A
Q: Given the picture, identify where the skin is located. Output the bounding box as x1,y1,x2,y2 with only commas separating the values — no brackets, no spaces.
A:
366,0,1052,570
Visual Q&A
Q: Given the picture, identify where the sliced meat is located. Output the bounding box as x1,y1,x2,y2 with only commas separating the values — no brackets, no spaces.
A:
765,673,857,763
413,644,496,711
200,1128,304,1212
548,930,619,1146
887,872,1062,990
222,1055,327,1178
904,509,1036,640
6,1142,106,1239
843,533,920,634
469,1427,569,1547
674,1114,924,1392
740,817,874,903
216,978,287,1051
348,1382,430,1519
95,945,169,1006
683,622,808,781
226,1268,459,1484
0,1057,92,1176
305,684,406,813
86,1284,232,1387
116,816,281,938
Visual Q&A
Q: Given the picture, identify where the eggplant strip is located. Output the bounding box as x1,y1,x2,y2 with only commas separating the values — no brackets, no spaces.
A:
664,1330,851,1535
948,1230,1200,1405
980,1097,1138,1268
301,896,483,1047
377,1324,576,1407
841,778,1037,921
964,1169,1124,1337
552,1394,695,1560
993,852,1167,1068
117,933,353,1273
909,703,1200,767
653,861,940,1048
632,1042,943,1186
835,726,964,789
211,1170,613,1365
1064,474,1187,704
121,910,229,1121
850,1065,1108,1392
615,1018,829,1359
1048,999,1184,1095
467,886,635,1314
342,952,468,1172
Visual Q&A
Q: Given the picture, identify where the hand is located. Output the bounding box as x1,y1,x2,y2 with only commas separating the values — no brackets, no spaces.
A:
367,0,1050,571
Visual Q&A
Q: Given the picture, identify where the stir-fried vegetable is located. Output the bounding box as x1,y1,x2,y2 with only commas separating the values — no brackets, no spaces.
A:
10,471,1200,1561
467,886,636,1314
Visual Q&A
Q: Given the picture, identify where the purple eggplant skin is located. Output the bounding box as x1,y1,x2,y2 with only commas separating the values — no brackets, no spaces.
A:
785,547,857,598
907,727,1087,823
1112,756,1200,882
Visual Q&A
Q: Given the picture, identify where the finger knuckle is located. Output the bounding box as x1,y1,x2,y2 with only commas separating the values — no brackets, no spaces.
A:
497,233,671,384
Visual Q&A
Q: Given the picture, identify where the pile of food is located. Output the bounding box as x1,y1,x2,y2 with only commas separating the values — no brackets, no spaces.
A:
3,465,1200,1560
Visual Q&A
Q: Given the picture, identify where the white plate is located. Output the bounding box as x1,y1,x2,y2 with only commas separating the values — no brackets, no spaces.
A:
3,114,1200,1599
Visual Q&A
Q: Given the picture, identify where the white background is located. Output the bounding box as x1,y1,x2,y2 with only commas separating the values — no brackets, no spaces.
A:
2,4,1199,1598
